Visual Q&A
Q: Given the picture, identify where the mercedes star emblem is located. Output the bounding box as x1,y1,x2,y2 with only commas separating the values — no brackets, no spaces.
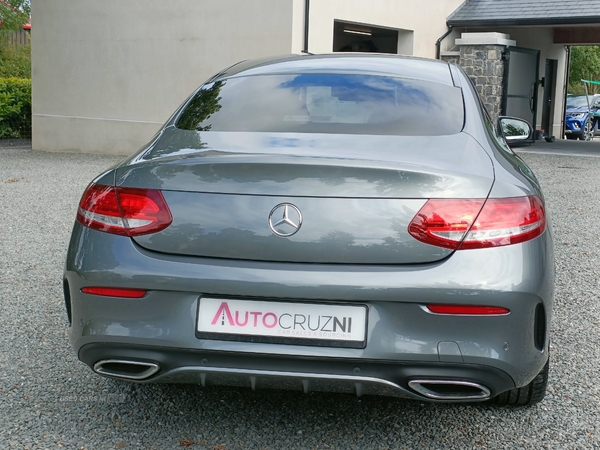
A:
268,203,303,237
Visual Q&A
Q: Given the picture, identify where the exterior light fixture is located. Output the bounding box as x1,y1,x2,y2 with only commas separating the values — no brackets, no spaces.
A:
343,29,372,36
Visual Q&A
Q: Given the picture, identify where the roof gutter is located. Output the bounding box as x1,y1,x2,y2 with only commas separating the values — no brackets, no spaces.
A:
448,17,600,27
435,25,454,60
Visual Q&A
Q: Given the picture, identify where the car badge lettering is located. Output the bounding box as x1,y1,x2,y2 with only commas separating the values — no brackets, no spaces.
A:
209,301,353,334
268,203,302,237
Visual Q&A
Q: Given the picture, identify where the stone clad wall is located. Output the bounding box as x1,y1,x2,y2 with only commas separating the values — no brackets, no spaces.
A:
443,44,506,122
441,55,460,65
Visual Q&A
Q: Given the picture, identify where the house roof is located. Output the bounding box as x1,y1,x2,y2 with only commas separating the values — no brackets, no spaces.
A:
447,0,600,27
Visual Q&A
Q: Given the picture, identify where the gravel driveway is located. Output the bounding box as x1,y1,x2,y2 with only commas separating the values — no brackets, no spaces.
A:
1,143,599,449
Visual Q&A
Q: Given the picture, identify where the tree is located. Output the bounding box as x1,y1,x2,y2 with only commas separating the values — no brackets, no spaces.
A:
0,0,31,78
569,46,600,95
0,0,30,37
0,0,31,139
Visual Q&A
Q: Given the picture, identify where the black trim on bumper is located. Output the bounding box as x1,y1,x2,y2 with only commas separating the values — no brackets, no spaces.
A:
79,343,517,402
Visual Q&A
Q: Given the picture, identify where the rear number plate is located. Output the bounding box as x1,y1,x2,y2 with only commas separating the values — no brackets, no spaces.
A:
197,298,367,348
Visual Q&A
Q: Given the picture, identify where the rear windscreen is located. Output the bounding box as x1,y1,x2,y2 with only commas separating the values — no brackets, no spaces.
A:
176,73,464,136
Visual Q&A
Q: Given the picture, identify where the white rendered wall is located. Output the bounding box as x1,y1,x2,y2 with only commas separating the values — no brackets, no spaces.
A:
32,0,294,154
32,0,466,154
296,0,464,56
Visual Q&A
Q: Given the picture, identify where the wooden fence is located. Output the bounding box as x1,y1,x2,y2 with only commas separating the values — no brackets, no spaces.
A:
8,29,30,46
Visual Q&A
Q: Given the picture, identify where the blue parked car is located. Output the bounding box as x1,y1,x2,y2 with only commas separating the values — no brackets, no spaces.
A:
565,94,600,140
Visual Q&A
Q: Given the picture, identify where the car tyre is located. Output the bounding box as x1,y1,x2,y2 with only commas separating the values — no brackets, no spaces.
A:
580,118,594,141
491,357,549,406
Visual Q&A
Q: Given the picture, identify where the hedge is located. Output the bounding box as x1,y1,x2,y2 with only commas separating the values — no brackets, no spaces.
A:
0,77,31,138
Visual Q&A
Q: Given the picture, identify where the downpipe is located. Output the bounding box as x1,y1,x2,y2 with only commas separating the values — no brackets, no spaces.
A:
302,0,310,54
435,25,454,60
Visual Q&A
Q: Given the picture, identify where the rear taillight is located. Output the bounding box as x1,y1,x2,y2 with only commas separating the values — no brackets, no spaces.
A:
408,196,546,250
76,183,172,236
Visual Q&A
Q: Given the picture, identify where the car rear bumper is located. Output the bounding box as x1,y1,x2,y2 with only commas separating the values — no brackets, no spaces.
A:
80,343,517,402
64,224,554,399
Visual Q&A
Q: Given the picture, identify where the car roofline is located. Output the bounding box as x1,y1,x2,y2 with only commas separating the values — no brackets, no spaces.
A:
213,53,454,86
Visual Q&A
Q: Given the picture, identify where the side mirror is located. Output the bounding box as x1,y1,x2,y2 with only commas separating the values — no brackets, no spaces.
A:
497,116,533,147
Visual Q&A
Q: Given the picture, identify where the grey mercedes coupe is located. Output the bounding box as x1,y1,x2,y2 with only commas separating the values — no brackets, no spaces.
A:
64,54,554,406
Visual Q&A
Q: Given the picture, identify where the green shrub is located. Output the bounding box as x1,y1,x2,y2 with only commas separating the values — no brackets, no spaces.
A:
0,77,31,138
0,43,31,78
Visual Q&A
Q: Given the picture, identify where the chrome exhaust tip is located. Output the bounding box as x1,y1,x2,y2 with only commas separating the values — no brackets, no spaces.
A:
93,359,159,381
408,379,491,401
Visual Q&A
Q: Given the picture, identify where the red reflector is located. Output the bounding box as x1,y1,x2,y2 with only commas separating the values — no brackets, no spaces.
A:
426,304,510,315
76,183,172,236
81,287,147,298
408,196,546,250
